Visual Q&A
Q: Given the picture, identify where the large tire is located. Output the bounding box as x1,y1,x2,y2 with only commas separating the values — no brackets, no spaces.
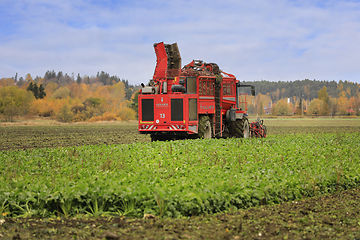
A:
229,117,249,138
198,115,212,139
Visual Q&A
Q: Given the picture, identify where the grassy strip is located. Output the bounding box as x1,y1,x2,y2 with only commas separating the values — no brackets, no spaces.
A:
1,132,359,218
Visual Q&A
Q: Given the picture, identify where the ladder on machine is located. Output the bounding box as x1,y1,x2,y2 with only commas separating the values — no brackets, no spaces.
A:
214,75,222,136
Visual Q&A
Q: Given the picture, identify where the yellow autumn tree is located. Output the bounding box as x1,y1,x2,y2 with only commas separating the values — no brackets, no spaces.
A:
338,90,348,115
44,82,58,98
25,73,33,82
318,86,330,115
347,96,359,115
308,98,323,115
0,86,34,121
30,99,54,117
272,99,292,115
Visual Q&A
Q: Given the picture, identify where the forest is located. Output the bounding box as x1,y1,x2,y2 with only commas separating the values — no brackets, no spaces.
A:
243,79,358,100
0,72,359,122
0,71,140,122
242,79,359,116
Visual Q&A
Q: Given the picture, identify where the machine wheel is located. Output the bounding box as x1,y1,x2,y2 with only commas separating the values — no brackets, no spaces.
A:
198,115,212,139
229,117,249,138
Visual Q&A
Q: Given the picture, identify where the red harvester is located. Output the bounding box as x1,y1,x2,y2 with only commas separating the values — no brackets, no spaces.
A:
138,42,266,141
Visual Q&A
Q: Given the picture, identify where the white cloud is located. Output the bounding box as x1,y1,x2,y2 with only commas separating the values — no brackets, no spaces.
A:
1,0,360,84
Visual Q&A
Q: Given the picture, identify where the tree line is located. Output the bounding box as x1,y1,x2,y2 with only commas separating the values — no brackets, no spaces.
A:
0,71,141,122
1,73,359,122
239,79,359,117
246,83,359,117
242,79,358,101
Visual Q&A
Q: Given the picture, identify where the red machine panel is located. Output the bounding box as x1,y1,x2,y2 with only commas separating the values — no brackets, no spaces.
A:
199,101,215,114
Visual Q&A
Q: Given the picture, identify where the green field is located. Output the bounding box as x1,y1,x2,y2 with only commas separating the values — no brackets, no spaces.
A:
1,118,360,239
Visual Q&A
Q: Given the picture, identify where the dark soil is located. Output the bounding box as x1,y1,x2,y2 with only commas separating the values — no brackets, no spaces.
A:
1,188,359,240
0,123,149,151
1,123,359,151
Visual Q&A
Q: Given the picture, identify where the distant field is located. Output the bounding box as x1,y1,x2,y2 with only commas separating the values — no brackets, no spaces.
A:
1,118,359,151
249,117,360,135
0,122,149,151
251,117,360,126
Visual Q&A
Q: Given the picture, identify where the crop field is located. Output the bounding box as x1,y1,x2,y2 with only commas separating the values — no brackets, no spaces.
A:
251,117,360,135
1,118,360,151
1,118,360,239
0,122,149,151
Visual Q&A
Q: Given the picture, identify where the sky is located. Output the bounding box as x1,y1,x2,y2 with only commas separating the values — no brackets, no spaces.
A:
1,0,360,85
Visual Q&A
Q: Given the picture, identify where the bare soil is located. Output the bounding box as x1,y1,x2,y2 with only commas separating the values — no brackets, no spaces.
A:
1,120,360,151
1,189,359,239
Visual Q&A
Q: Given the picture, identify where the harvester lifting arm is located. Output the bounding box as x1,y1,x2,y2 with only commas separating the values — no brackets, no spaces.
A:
219,70,235,78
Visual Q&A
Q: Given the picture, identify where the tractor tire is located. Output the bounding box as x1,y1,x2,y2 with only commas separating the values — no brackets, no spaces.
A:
229,117,250,138
198,115,212,139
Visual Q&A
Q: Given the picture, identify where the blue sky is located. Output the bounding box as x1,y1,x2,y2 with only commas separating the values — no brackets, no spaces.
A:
1,0,360,84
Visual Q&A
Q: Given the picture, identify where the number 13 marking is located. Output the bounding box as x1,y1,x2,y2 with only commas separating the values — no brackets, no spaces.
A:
160,113,165,118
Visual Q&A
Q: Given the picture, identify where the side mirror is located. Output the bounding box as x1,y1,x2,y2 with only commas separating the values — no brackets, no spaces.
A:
251,86,255,96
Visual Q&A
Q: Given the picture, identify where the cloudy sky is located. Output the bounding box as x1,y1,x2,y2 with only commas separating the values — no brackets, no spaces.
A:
1,0,360,85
